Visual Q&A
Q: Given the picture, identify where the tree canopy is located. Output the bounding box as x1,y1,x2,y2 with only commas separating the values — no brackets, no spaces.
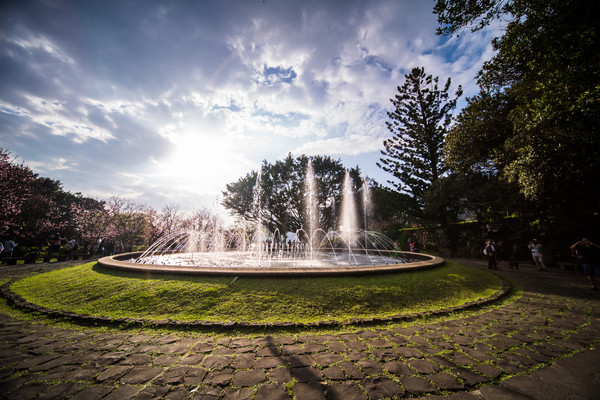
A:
438,0,600,219
378,66,462,215
222,154,364,235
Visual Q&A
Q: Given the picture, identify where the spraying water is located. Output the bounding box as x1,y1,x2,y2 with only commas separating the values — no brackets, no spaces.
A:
305,160,319,258
134,166,413,268
340,171,358,247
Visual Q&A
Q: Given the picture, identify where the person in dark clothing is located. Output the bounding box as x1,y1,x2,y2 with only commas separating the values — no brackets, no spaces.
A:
570,238,600,290
484,239,498,270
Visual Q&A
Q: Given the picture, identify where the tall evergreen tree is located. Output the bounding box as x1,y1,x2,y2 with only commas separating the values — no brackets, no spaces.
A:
378,67,462,215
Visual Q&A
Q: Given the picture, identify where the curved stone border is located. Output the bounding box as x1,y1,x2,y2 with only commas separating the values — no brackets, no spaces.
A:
98,251,445,277
0,275,511,329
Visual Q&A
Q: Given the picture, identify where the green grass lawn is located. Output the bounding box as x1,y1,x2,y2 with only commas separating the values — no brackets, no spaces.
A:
11,261,502,324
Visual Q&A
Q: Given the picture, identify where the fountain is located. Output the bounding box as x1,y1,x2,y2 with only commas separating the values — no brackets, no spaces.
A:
98,162,443,276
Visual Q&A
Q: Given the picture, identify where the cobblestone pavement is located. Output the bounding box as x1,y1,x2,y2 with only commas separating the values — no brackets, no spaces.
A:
1,258,599,399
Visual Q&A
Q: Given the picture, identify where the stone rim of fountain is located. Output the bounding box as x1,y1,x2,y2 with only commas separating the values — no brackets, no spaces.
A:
98,251,445,277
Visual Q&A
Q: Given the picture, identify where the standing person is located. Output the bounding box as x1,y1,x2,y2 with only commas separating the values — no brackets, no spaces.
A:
3,239,16,258
67,238,76,260
484,239,497,270
528,239,547,271
570,238,600,290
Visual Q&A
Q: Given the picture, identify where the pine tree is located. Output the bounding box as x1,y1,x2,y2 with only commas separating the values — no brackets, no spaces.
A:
378,67,462,214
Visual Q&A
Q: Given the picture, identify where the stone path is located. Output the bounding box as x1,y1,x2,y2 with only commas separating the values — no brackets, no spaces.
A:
1,258,599,399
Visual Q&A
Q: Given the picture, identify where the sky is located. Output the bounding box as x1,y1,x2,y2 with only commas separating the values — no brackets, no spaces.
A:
0,0,499,219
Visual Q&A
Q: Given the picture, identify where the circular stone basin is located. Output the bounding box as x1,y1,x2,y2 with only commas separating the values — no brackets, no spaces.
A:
98,251,444,277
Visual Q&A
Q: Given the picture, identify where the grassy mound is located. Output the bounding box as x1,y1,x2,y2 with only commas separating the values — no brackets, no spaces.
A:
11,261,502,324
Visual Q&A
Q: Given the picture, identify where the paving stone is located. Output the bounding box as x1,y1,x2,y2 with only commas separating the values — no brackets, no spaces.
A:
322,365,346,380
213,346,236,355
95,351,128,366
268,367,292,383
133,385,171,400
407,358,441,374
14,353,61,370
255,357,285,369
356,359,384,375
294,382,325,400
229,338,255,348
275,336,295,345
35,381,85,400
7,381,51,400
312,352,343,366
303,343,327,353
63,367,99,381
497,351,536,367
119,366,164,384
231,353,255,369
203,368,234,386
472,363,504,379
221,388,253,400
347,351,366,361
431,371,466,390
291,366,322,382
254,383,291,400
96,365,132,383
395,347,423,359
160,343,190,354
133,343,162,353
285,355,313,367
121,353,152,365
182,367,207,385
345,340,368,351
202,355,232,369
179,354,205,365
399,376,437,395
512,347,554,363
153,354,180,366
163,386,191,400
39,364,77,380
317,334,340,341
191,342,214,353
280,344,304,355
257,346,281,357
462,347,497,362
477,384,533,399
339,361,364,379
362,376,405,399
371,348,398,361
102,384,142,400
191,385,221,399
68,385,113,400
326,342,346,352
153,366,190,384
384,360,413,376
453,367,489,386
233,369,267,386
325,382,368,400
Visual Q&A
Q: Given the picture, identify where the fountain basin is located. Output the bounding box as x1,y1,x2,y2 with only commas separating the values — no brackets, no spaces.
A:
98,251,444,277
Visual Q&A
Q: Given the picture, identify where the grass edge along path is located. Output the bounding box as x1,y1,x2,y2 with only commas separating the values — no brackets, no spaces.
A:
8,261,504,328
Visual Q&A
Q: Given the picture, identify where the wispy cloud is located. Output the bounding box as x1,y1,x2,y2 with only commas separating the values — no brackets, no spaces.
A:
0,0,497,214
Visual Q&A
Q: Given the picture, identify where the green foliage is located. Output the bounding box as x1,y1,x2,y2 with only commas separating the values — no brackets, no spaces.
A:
12,262,502,324
437,0,600,220
378,67,462,214
222,153,363,234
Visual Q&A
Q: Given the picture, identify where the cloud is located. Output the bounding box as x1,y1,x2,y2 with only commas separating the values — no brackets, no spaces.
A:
0,0,499,214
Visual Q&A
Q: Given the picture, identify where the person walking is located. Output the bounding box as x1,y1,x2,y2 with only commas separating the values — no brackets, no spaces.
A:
528,239,547,271
484,239,498,270
570,238,600,290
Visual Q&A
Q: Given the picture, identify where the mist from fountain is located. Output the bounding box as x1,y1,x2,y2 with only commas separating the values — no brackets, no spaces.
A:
134,162,411,268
